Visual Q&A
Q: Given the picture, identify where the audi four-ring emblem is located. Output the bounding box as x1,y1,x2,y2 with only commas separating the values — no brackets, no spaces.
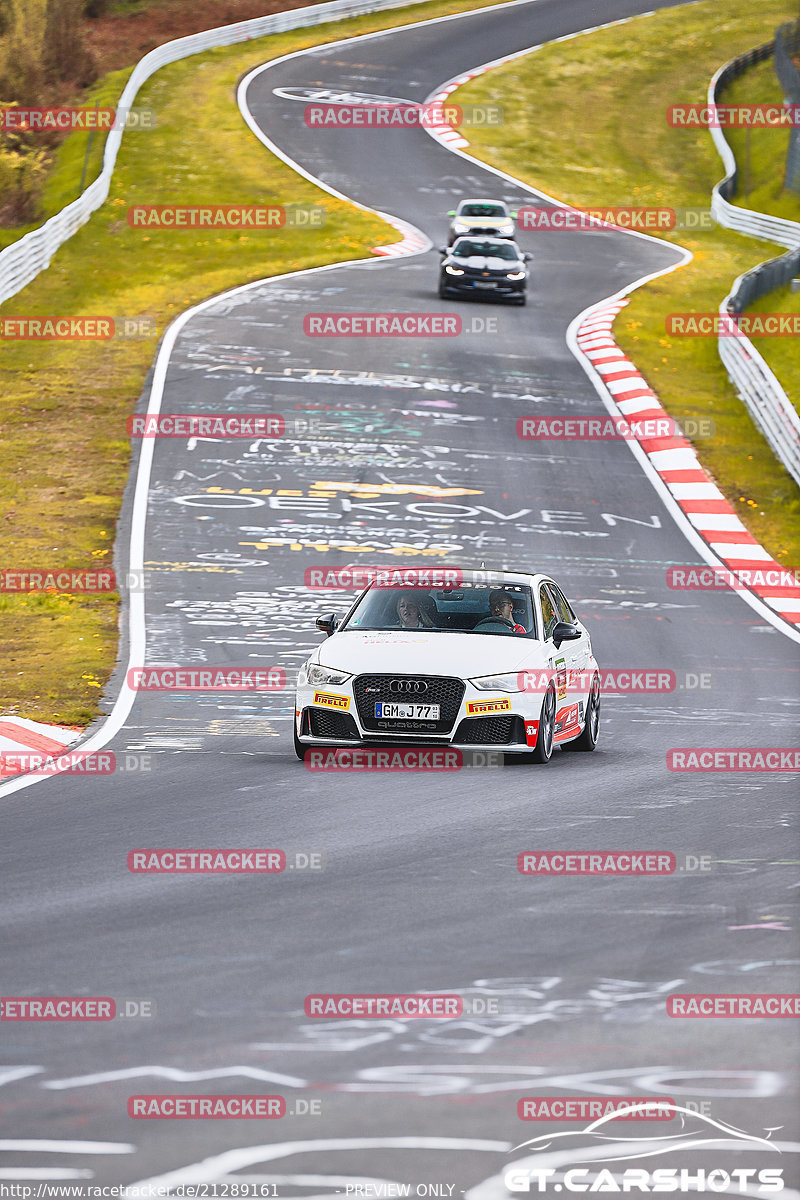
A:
389,679,428,693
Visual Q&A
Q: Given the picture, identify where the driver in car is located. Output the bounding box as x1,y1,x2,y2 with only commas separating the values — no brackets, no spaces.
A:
395,592,435,629
474,589,527,634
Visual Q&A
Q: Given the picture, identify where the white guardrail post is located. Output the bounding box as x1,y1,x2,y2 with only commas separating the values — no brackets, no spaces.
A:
0,0,421,306
708,54,800,487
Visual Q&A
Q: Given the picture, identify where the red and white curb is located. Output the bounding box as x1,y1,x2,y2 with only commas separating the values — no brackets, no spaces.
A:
576,299,800,628
372,211,431,257
426,75,475,149
0,717,82,777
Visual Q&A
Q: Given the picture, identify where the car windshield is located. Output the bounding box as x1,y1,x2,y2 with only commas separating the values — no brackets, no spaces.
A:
460,204,506,217
452,240,519,259
341,584,538,638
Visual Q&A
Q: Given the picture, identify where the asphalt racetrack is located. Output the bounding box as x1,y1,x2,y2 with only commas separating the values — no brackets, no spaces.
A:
1,0,798,1191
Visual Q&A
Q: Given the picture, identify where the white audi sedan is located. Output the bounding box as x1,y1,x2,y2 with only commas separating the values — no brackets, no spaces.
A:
293,571,600,763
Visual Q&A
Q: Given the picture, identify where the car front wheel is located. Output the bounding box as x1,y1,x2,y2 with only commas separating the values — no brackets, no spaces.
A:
531,685,556,763
563,673,600,752
293,725,307,761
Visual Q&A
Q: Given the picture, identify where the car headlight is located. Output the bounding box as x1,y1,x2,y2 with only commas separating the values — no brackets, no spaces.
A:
302,664,353,687
469,672,522,692
445,265,465,276
506,270,526,280
453,220,470,230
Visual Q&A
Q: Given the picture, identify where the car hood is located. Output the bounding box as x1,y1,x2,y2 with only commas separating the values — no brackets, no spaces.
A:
448,255,522,270
316,630,550,677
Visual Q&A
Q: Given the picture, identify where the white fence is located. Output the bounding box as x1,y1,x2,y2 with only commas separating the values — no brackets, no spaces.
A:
0,0,421,307
708,52,800,486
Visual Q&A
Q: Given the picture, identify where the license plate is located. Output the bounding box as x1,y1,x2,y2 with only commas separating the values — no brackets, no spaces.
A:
474,280,497,289
375,702,441,720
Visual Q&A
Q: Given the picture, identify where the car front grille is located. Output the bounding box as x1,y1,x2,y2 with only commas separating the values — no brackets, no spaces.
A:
354,674,466,734
308,709,360,741
453,715,522,744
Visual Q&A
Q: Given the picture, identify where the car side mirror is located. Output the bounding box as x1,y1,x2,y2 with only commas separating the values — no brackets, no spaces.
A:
510,211,518,218
447,210,456,217
315,612,339,637
552,621,581,649
437,246,448,254
523,252,532,261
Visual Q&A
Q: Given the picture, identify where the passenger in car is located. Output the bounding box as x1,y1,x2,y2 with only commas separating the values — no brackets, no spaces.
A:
395,592,436,629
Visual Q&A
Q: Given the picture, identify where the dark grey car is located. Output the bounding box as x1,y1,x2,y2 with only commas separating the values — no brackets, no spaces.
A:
438,236,531,305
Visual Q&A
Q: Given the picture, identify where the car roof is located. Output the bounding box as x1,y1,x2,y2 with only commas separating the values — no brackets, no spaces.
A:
365,570,555,588
450,234,520,247
456,198,508,207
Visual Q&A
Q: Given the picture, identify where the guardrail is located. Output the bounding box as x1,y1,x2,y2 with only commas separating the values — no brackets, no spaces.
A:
707,42,800,487
719,247,800,487
774,20,800,193
0,0,421,307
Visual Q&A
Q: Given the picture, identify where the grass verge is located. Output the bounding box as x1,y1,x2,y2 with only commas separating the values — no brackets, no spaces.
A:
0,0,517,725
450,0,800,569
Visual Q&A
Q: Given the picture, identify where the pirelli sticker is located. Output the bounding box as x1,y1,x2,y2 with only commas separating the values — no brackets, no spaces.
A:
313,691,350,711
467,697,511,716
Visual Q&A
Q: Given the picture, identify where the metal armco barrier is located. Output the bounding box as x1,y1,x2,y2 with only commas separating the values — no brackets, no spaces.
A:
0,0,421,307
774,20,800,193
708,40,800,487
